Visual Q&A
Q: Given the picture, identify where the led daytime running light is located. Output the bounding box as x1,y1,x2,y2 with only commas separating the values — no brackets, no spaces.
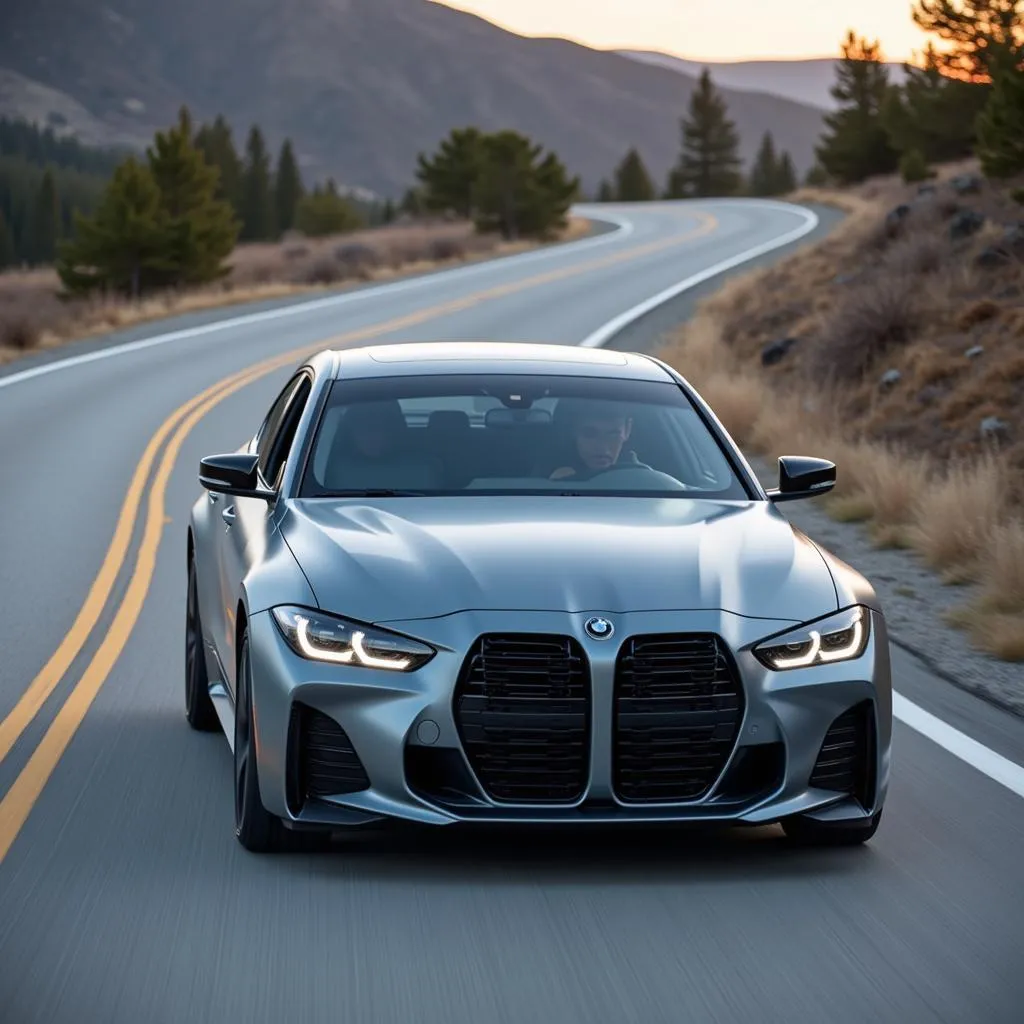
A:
294,615,412,670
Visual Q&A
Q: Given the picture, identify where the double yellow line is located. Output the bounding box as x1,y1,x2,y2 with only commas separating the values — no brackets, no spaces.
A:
0,210,719,862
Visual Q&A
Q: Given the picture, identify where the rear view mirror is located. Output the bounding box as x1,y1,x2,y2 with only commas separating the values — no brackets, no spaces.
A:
484,407,552,427
766,456,836,502
199,453,276,500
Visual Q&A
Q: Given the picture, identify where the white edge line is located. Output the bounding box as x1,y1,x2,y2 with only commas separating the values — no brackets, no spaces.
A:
576,197,1024,803
579,199,819,348
0,208,634,391
893,694,1024,799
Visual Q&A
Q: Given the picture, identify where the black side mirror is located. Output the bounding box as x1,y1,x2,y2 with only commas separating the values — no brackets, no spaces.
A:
199,453,276,500
766,456,836,502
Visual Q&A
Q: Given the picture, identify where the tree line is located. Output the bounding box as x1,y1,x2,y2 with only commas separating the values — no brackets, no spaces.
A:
594,0,1024,200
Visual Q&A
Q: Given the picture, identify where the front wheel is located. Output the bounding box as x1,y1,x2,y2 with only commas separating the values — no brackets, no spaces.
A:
234,629,295,852
782,809,882,847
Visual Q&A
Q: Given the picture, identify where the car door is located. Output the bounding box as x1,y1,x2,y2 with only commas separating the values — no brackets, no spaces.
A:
216,370,313,697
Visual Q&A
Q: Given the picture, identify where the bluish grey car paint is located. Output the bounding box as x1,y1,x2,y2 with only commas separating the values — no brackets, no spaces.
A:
188,342,891,845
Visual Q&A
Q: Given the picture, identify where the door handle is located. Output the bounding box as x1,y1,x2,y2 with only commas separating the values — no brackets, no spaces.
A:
221,505,237,525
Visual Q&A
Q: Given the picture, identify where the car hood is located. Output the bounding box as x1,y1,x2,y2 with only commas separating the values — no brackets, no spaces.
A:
281,496,837,624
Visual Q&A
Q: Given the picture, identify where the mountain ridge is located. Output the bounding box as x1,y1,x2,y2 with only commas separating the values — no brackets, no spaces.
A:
0,0,827,195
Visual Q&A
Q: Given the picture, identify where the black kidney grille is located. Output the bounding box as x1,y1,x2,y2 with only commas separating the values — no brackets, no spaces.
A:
613,633,744,802
810,702,873,802
454,634,590,803
286,703,369,814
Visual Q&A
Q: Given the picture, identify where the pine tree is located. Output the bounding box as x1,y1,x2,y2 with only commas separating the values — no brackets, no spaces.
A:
56,158,175,297
899,149,933,182
912,1,1024,81
804,164,830,187
147,107,239,285
382,198,396,224
0,208,14,269
295,181,364,237
749,132,781,196
597,179,615,202
976,66,1024,176
776,152,797,193
194,115,243,215
274,139,303,235
473,131,578,240
30,167,61,263
815,33,899,184
613,148,656,201
415,127,483,218
665,69,742,198
240,126,275,241
882,45,988,162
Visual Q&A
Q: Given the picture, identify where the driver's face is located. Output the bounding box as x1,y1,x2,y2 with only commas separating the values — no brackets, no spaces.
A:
574,415,631,469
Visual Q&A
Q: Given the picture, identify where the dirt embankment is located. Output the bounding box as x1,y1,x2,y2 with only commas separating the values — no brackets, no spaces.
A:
661,162,1024,662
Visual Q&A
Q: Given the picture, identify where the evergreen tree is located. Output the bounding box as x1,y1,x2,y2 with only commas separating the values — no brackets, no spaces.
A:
976,66,1024,175
613,148,656,201
274,139,303,234
240,126,275,241
777,152,797,193
882,45,987,162
415,127,483,218
473,131,578,240
815,33,899,184
0,208,14,269
194,115,243,215
749,132,781,196
899,149,933,182
382,198,396,224
804,164,830,187
147,107,239,285
912,1,1023,80
31,167,61,263
295,180,364,236
665,69,743,198
56,158,175,297
597,179,615,202
400,187,424,216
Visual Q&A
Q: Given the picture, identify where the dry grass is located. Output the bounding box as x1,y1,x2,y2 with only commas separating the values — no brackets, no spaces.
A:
658,164,1024,659
0,216,591,363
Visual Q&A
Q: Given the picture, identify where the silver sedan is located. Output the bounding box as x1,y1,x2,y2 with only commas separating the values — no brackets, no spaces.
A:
186,341,891,852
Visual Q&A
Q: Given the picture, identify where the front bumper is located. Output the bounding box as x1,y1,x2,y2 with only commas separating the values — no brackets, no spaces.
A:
246,607,892,829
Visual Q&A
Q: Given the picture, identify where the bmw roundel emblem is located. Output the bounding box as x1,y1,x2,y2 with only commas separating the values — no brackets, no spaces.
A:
584,616,614,640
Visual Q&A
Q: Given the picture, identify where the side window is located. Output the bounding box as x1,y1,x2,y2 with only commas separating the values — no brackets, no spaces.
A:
259,375,312,489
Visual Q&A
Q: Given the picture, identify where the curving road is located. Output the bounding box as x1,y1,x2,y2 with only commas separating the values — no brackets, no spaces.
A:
0,200,1022,1024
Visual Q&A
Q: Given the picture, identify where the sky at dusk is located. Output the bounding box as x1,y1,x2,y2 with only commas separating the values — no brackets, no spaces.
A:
435,1,926,62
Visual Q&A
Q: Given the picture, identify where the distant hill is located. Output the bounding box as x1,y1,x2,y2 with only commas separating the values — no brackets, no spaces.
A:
618,50,909,112
0,0,827,196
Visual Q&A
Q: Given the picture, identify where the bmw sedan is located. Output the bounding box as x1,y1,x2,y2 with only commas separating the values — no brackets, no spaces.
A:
186,341,891,852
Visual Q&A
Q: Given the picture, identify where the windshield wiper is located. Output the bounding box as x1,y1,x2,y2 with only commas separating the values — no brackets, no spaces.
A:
326,489,427,497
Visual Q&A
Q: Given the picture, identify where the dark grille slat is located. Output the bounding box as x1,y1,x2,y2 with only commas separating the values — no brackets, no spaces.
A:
454,634,590,802
613,633,744,802
810,706,872,800
287,704,370,813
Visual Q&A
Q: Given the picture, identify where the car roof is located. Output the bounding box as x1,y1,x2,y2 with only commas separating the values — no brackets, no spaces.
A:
327,341,675,381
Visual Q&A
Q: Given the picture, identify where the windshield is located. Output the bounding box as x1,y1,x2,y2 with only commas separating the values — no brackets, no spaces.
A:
298,373,752,499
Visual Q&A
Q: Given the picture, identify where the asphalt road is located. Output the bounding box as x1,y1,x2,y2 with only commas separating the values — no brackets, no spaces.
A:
1,200,1022,1024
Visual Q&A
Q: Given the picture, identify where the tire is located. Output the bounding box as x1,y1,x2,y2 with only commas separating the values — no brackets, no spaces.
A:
782,809,882,847
185,558,219,731
234,629,293,852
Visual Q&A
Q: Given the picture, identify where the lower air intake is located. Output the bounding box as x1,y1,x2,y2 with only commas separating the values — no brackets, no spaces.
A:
286,703,369,815
810,701,875,806
454,634,590,803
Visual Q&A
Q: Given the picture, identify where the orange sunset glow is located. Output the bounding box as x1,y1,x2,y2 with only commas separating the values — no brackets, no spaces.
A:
435,0,925,61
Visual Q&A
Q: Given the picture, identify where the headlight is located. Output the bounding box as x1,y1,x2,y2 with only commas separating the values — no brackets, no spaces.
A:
753,606,869,670
271,606,435,672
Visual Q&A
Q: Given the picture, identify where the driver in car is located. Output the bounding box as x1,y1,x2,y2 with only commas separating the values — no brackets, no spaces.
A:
547,401,643,480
